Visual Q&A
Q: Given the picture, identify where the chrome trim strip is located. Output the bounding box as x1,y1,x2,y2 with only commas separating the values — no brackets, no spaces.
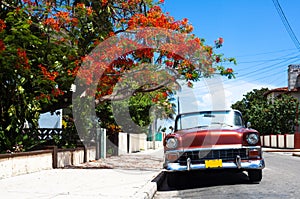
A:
165,150,183,154
164,159,265,172
165,146,261,154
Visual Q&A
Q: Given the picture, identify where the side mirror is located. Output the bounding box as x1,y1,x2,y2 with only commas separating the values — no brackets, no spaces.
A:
246,122,251,128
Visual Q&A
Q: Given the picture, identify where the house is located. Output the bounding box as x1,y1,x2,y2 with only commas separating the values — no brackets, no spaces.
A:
263,64,300,149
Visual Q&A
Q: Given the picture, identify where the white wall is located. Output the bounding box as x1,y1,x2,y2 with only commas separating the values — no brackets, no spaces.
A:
118,133,149,153
286,134,294,148
118,132,128,155
278,135,285,148
270,135,277,148
0,151,52,179
264,136,270,147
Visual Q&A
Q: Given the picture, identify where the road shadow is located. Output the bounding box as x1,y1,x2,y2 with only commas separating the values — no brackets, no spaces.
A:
158,170,252,191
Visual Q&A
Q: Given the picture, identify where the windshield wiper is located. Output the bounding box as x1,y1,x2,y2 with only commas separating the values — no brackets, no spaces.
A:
180,126,209,130
210,122,233,127
196,125,209,129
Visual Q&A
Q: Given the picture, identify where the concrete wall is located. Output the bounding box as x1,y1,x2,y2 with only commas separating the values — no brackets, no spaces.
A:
118,132,128,155
264,135,270,147
139,134,147,151
0,146,97,179
86,147,96,162
286,134,294,148
0,150,53,179
278,135,285,148
270,135,277,148
56,148,86,167
129,134,142,152
118,132,161,154
57,150,73,167
147,141,163,149
261,134,297,149
56,147,96,168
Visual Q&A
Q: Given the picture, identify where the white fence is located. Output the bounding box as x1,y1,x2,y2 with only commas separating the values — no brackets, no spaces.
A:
118,132,163,155
261,134,297,149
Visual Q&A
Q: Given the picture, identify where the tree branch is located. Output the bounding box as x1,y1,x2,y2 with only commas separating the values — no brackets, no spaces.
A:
95,74,179,104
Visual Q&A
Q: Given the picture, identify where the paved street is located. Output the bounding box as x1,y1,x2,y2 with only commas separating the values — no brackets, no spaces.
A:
0,148,164,199
154,152,300,199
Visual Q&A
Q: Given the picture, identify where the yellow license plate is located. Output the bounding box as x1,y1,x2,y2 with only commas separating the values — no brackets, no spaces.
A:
205,159,222,168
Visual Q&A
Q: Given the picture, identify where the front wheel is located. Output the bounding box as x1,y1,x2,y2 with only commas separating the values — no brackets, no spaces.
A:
248,170,262,183
166,172,185,188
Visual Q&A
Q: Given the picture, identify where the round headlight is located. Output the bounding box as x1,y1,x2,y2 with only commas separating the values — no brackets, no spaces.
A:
246,133,259,145
166,137,178,149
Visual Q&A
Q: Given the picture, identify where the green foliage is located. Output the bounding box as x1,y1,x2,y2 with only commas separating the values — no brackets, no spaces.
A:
0,0,159,152
96,91,175,135
0,0,234,153
231,88,299,135
0,4,76,152
59,114,81,148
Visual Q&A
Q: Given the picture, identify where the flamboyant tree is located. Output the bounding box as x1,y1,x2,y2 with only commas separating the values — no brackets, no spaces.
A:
0,0,235,152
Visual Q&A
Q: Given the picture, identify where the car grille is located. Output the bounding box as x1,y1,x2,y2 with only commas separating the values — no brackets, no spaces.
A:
178,148,248,165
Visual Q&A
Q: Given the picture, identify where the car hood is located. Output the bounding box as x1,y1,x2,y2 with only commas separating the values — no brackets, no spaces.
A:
173,126,256,149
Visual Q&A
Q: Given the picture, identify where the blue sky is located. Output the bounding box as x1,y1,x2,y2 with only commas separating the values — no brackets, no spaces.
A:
162,0,300,112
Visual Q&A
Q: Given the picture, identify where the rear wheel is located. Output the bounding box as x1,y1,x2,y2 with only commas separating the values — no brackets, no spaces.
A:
248,170,262,183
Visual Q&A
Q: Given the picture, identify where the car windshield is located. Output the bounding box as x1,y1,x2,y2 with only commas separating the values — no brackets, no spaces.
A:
175,110,243,131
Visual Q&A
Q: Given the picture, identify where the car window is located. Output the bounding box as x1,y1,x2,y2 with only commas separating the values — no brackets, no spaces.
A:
234,112,243,126
176,111,242,130
177,113,212,129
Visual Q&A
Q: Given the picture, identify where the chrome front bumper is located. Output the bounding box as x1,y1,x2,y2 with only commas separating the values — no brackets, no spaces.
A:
164,159,265,172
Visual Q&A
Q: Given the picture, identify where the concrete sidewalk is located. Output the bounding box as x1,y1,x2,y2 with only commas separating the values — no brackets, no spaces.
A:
0,148,164,199
262,147,300,157
5,146,299,199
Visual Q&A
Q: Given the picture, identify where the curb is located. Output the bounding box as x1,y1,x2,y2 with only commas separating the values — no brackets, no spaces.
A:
292,153,300,157
133,180,157,199
263,148,300,153
264,149,300,152
133,171,165,199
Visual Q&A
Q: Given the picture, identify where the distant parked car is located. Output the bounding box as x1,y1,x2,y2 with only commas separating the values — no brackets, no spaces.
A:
163,110,265,188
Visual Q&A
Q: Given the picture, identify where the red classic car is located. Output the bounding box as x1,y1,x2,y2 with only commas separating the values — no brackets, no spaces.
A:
163,110,265,187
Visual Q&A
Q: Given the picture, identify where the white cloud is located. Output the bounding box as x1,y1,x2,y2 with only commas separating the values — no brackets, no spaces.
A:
223,79,276,103
177,77,276,113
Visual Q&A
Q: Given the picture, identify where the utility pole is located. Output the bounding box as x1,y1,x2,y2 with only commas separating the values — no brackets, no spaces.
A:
177,96,180,114
152,118,156,149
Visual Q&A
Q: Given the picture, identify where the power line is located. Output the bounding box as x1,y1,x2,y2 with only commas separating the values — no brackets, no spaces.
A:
237,55,300,64
235,56,300,79
249,67,287,82
233,48,298,58
268,73,287,86
231,58,300,86
180,51,300,94
221,69,287,91
218,51,300,82
201,56,300,90
221,51,300,74
272,0,300,51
